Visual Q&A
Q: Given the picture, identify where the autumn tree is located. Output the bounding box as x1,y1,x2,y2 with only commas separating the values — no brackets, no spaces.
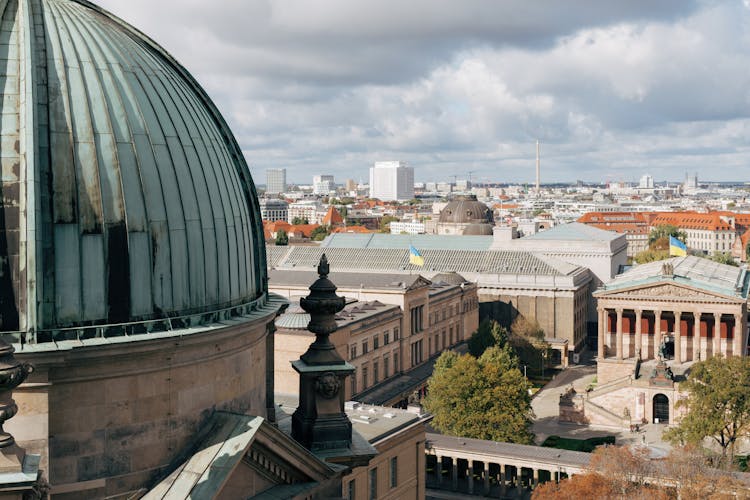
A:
648,224,687,247
634,224,687,263
664,355,750,469
533,445,666,500
534,444,750,499
509,316,549,377
423,346,534,444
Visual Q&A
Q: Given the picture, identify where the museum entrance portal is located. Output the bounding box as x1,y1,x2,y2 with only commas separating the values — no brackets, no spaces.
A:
653,393,669,424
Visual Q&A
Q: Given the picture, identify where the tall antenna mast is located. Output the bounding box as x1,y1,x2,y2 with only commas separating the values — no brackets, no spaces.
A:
535,139,540,196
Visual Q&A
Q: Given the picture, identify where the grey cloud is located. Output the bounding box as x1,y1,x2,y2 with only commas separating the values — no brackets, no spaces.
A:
96,0,750,183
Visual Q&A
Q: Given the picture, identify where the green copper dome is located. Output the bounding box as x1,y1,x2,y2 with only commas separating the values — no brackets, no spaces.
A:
0,0,266,341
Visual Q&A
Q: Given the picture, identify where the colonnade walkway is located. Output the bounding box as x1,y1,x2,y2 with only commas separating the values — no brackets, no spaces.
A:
425,433,590,497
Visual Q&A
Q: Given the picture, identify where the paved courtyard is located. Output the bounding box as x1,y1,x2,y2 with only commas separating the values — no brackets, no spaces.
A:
530,352,672,457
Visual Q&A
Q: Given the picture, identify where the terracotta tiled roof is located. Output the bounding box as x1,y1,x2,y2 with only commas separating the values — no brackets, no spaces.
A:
331,225,372,233
650,212,734,231
287,224,319,238
321,206,344,225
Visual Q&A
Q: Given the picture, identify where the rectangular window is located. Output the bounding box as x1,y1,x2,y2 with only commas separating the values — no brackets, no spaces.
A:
373,336,379,349
384,356,390,378
390,457,398,488
362,367,368,389
351,373,357,396
369,468,377,500
350,344,357,359
384,332,390,345
393,353,399,373
362,340,369,355
394,327,399,340
348,479,356,500
373,361,379,384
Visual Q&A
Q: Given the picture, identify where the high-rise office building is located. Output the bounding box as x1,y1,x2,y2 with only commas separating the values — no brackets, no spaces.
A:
369,161,414,201
266,168,287,194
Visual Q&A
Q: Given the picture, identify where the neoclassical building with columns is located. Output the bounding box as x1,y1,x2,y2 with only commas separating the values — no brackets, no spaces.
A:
572,256,750,428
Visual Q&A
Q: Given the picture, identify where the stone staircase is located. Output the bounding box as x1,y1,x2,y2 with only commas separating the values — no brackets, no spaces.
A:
583,398,627,427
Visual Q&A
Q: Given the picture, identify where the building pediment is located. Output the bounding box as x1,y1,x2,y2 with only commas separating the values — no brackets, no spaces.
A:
596,282,741,304
407,276,433,290
144,412,337,500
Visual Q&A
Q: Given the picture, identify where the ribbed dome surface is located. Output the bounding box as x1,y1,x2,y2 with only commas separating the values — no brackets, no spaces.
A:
438,195,494,224
0,0,265,338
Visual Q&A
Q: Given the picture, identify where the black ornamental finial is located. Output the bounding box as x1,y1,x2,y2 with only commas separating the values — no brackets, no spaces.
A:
299,255,346,365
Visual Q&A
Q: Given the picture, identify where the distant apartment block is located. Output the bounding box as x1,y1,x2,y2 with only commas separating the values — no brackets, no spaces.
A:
266,168,286,194
313,174,335,195
369,161,414,201
390,221,426,235
651,212,736,255
259,198,288,222
287,200,321,224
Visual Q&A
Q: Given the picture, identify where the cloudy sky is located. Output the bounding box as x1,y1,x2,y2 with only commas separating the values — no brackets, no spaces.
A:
96,0,750,184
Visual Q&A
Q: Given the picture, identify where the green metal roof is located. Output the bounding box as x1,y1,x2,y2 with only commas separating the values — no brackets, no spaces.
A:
524,222,622,241
322,233,493,251
0,0,266,341
600,256,749,299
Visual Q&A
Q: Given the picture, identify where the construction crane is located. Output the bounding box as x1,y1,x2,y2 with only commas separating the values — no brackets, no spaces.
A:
467,170,476,186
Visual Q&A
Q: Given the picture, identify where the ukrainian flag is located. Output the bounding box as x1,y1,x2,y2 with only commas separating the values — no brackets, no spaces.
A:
669,235,687,257
409,244,424,266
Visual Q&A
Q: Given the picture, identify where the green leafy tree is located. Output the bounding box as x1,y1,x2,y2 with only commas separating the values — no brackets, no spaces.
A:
423,346,534,443
710,252,738,267
310,225,330,241
664,355,750,469
291,217,309,225
509,316,549,377
468,320,508,357
379,215,399,232
648,224,687,248
275,229,288,246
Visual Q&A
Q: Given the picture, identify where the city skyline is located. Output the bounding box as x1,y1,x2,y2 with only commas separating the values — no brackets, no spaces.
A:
98,1,750,183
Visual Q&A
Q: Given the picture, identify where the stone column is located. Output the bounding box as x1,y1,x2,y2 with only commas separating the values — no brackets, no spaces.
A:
693,311,701,361
734,313,744,357
674,311,682,364
655,310,662,354
452,457,458,490
713,313,721,357
597,307,606,359
468,459,474,494
533,468,539,488
436,456,442,485
483,461,490,495
499,464,506,494
635,309,643,360
616,308,624,360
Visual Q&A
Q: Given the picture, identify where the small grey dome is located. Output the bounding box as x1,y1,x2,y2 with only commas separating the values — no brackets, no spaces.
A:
462,223,494,235
438,195,494,225
431,272,469,285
